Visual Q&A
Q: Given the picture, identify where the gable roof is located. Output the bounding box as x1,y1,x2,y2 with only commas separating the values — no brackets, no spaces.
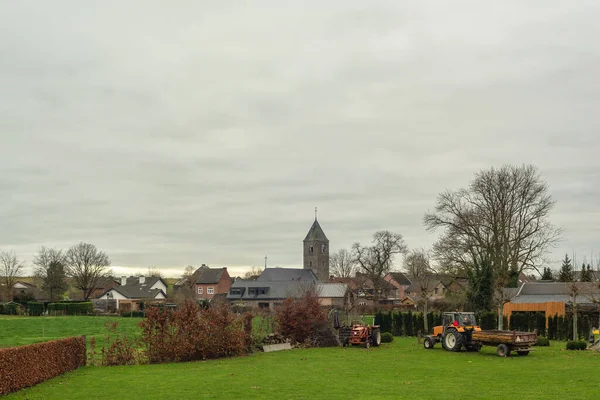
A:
315,283,349,298
106,286,166,299
257,268,318,282
303,219,328,242
195,267,228,284
509,282,600,304
121,276,166,288
388,272,412,286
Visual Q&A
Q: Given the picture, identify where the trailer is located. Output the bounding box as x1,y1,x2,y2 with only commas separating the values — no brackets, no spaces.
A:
471,330,537,356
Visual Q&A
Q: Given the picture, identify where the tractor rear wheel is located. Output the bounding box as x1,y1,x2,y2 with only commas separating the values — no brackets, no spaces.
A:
444,329,463,352
371,329,381,347
423,336,434,349
497,344,510,357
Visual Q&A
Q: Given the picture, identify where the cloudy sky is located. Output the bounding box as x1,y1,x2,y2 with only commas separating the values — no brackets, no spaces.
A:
1,1,599,278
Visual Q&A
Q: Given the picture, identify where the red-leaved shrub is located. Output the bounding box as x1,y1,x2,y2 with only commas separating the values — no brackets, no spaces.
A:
0,336,86,395
138,301,249,364
274,288,328,345
100,321,139,366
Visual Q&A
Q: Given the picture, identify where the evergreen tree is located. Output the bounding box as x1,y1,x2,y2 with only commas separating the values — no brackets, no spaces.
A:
541,267,553,280
42,261,69,302
558,254,574,282
580,262,592,282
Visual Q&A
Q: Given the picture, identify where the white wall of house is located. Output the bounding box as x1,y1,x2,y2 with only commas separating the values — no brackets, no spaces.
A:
151,280,167,293
154,292,166,299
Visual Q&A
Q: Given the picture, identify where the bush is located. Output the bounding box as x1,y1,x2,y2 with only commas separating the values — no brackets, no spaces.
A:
536,336,550,346
48,302,92,315
138,301,249,364
121,311,145,318
0,336,86,395
100,321,138,366
274,288,328,345
381,332,394,343
566,340,587,350
27,302,44,316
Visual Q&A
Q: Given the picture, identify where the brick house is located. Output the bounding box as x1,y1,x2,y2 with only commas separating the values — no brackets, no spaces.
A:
193,265,232,300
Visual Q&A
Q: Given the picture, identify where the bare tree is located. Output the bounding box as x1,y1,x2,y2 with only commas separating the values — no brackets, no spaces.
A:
243,266,264,280
330,249,356,278
65,242,111,300
0,250,24,302
352,231,408,302
404,248,435,334
424,165,562,329
147,267,162,278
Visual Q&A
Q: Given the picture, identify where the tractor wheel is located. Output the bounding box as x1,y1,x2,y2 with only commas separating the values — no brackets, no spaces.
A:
371,329,381,347
342,339,349,348
444,329,463,352
497,344,510,357
517,350,529,356
423,336,434,349
364,340,370,349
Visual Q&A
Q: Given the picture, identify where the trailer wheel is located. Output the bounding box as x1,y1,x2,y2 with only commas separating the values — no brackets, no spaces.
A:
517,350,529,356
444,329,463,352
423,336,434,349
372,329,381,347
497,344,510,357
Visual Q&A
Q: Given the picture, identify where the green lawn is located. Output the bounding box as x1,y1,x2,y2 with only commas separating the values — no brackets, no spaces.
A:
3,328,599,400
0,315,141,351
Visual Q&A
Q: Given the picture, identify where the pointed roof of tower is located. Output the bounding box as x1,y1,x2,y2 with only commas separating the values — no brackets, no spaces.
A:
304,219,328,242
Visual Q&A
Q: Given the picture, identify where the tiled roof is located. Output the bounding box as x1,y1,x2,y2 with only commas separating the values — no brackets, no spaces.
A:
388,272,412,286
110,286,165,299
195,267,227,284
303,219,328,242
316,283,349,298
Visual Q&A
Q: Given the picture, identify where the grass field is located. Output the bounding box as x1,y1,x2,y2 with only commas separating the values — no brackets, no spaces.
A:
2,316,599,400
0,315,141,350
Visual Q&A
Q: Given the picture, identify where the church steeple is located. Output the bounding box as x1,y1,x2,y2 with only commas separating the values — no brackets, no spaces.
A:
303,208,329,281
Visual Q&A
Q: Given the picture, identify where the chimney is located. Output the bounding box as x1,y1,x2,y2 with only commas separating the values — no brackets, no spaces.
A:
121,276,127,286
139,276,145,284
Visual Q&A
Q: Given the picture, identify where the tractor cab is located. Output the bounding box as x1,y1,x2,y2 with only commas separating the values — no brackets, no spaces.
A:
434,312,480,337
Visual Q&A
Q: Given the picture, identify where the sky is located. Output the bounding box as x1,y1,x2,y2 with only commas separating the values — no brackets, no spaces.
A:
1,1,600,278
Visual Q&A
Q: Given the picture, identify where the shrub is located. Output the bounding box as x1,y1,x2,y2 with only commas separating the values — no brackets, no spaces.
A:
0,336,86,395
536,336,550,346
381,332,394,343
138,301,248,364
27,302,44,316
48,302,92,315
566,340,587,350
100,321,138,366
274,287,328,345
121,311,145,318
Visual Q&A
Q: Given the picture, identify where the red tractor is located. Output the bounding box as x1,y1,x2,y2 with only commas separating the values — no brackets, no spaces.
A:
341,324,381,348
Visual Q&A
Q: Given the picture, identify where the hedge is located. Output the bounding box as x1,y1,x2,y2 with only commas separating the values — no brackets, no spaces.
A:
0,336,86,395
47,302,93,315
27,302,44,316
0,303,24,315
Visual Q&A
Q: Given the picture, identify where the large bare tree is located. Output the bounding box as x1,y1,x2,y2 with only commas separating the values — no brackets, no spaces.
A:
424,164,562,329
0,250,24,302
330,249,356,278
65,242,111,300
404,248,435,334
352,230,408,302
243,266,264,280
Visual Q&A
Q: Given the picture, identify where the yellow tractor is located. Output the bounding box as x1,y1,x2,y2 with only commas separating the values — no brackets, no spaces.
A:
423,312,482,352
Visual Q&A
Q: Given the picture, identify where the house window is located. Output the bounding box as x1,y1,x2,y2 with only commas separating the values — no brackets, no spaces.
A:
309,245,314,254
258,287,268,295
207,287,214,295
434,288,438,295
258,302,269,309
249,288,257,295
230,288,242,295
198,287,203,295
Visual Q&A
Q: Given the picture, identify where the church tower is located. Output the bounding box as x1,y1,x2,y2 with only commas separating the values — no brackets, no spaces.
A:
303,209,329,281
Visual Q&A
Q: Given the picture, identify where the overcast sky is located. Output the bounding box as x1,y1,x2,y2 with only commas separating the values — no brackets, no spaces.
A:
1,1,600,278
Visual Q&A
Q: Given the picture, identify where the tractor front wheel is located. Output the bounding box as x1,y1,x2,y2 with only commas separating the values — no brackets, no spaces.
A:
371,329,381,347
423,336,434,349
364,340,370,349
444,329,463,352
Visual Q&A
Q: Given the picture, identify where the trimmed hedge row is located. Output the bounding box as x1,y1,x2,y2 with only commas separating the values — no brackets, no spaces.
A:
47,302,93,315
0,336,86,395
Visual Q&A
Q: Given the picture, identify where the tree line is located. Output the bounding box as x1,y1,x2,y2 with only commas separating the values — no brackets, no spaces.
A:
0,242,111,302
